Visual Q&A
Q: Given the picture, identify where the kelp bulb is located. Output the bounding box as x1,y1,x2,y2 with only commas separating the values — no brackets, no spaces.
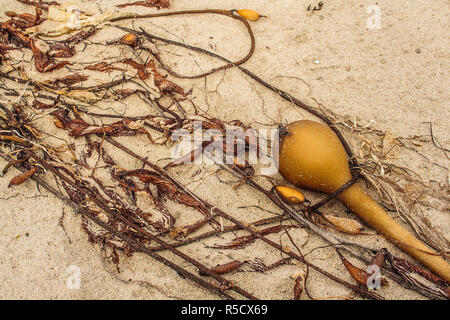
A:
278,120,450,283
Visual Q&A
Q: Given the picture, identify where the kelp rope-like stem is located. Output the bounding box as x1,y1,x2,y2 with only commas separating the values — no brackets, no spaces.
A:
114,27,449,299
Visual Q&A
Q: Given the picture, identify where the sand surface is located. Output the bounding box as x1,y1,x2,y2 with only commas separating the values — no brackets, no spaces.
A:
0,0,448,299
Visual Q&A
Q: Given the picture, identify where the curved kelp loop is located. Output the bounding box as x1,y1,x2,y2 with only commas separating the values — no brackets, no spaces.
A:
110,9,255,78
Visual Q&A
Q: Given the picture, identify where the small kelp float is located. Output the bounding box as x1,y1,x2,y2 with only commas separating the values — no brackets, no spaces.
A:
277,120,450,283
275,185,306,204
235,9,262,21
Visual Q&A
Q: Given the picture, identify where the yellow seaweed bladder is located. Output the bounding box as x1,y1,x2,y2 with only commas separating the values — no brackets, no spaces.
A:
278,120,450,283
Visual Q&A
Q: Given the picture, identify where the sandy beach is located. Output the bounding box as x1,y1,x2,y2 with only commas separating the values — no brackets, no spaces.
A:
0,0,448,300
